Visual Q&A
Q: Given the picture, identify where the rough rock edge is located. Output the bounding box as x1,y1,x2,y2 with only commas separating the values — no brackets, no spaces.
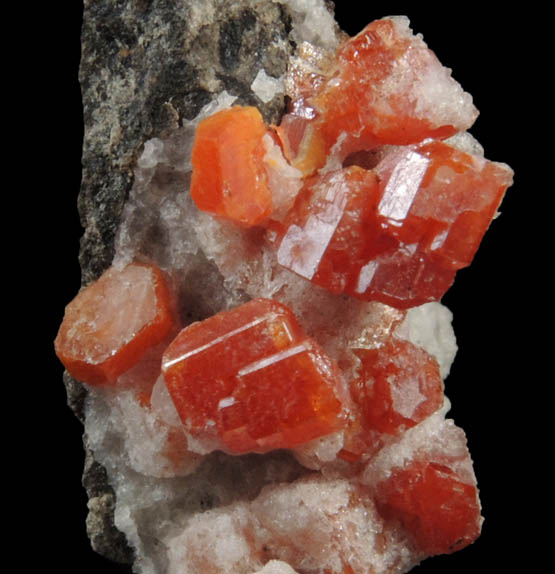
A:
67,0,323,565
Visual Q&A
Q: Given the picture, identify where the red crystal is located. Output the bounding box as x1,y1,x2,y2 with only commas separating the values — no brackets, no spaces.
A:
352,339,444,435
276,18,476,175
190,106,273,226
338,338,443,462
376,459,482,555
277,140,513,308
161,298,347,454
54,263,176,386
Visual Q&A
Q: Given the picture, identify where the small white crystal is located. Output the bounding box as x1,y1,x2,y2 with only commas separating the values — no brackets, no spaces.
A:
263,134,303,219
138,138,168,169
251,69,285,103
395,302,458,379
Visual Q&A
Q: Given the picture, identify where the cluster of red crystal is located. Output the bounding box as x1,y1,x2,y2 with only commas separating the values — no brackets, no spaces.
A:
277,140,513,308
55,262,176,385
276,18,474,176
189,18,513,310
190,106,273,226
161,298,347,454
375,459,482,554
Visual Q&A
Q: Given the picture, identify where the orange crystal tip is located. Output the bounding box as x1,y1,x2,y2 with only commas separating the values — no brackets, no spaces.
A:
161,298,347,454
190,106,273,226
55,262,176,386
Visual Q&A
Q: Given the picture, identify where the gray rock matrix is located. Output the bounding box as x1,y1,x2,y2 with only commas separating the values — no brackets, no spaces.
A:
72,0,299,564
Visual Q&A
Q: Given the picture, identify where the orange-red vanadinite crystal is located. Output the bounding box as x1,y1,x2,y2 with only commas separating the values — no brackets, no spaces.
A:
376,460,482,555
55,262,176,385
276,18,473,176
276,140,513,308
190,106,273,226
161,298,347,454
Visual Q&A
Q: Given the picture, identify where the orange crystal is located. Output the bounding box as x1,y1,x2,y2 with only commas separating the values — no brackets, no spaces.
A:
376,460,482,555
190,106,273,226
276,18,476,175
277,140,513,308
55,262,176,386
161,298,347,454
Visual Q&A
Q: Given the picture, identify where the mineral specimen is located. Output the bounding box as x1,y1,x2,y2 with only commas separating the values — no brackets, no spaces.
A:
60,3,515,573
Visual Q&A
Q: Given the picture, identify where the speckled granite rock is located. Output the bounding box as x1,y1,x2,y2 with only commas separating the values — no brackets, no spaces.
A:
72,0,303,563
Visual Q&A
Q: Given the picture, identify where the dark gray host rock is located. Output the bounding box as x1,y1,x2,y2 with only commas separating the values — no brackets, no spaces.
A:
72,0,301,564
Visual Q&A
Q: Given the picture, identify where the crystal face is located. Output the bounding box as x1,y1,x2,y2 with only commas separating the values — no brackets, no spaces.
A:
161,298,346,454
60,10,516,574
55,262,176,385
190,106,273,226
353,339,444,436
276,140,513,308
276,18,478,175
376,459,482,555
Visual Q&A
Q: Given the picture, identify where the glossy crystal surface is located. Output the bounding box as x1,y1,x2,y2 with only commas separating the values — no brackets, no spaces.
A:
376,459,482,555
190,106,272,226
277,140,513,308
276,17,478,175
161,298,346,454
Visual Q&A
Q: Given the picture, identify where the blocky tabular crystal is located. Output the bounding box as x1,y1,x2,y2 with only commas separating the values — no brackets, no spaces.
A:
190,106,273,226
55,263,176,385
376,459,482,555
161,298,347,454
276,17,478,175
277,140,513,308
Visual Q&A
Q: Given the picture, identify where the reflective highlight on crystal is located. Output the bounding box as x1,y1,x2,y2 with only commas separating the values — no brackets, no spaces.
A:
161,298,347,454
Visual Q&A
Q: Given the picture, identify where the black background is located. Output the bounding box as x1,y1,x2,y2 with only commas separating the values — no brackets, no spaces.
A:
35,2,537,572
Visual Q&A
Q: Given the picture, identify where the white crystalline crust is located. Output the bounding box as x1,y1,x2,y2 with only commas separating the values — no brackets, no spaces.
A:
163,474,419,574
385,16,478,132
83,10,485,574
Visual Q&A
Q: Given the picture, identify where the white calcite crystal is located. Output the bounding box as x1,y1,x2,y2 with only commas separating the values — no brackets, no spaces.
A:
251,69,285,103
73,8,495,574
